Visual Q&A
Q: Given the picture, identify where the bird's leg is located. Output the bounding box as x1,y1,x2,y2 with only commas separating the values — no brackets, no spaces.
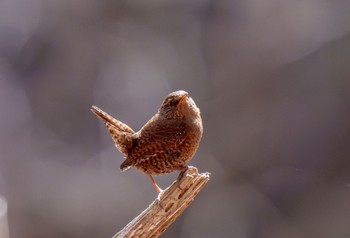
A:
176,165,198,180
148,174,163,193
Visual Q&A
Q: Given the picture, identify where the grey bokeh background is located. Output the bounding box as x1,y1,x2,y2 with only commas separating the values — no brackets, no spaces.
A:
1,1,350,237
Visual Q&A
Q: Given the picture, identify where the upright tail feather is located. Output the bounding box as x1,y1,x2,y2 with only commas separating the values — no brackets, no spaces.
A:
91,106,135,134
91,105,135,155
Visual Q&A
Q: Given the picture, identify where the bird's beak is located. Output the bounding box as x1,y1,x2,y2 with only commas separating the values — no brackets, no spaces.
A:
178,93,189,106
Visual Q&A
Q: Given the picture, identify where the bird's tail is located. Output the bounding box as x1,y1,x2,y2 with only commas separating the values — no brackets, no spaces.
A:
91,106,135,134
91,105,135,155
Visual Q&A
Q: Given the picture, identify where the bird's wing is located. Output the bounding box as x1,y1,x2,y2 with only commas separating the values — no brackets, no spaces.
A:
120,123,187,170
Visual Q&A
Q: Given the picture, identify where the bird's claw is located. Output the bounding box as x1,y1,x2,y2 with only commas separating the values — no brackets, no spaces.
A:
177,165,198,180
156,189,164,206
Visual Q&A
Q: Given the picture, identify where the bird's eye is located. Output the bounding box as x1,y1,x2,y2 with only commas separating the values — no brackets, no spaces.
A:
163,97,178,108
168,100,175,107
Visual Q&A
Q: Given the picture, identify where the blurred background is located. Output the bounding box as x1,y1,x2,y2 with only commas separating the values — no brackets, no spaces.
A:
1,1,350,237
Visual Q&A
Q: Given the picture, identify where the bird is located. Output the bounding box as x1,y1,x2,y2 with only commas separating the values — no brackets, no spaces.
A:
91,90,203,193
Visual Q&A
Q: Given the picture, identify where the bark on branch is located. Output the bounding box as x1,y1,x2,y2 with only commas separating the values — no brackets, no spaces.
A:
113,169,210,238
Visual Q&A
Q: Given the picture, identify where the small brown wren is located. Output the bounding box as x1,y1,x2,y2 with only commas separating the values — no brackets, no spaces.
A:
91,90,203,193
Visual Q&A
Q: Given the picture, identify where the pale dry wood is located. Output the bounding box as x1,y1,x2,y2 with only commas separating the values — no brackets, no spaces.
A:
113,169,210,238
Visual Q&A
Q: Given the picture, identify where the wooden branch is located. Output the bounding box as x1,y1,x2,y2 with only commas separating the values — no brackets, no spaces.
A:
113,169,210,238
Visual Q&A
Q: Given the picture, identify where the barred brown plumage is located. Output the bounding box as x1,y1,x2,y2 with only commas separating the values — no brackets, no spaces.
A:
91,90,203,193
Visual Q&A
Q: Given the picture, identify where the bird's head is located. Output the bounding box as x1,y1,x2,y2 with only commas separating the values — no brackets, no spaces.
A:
159,90,200,120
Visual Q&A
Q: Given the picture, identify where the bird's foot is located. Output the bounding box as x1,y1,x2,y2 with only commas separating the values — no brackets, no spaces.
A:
156,189,164,202
177,165,198,180
186,165,198,174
